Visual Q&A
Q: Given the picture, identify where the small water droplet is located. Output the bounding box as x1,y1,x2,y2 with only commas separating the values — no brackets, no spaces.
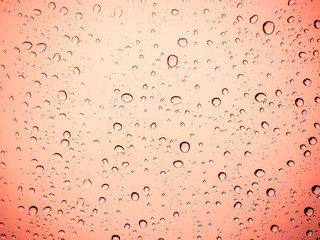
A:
115,145,124,153
218,172,227,181
113,123,122,131
314,20,320,29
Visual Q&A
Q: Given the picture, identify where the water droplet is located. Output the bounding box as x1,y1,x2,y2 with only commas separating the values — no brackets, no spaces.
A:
211,98,221,107
60,7,69,16
311,185,320,195
303,78,312,86
171,9,179,16
58,90,67,101
254,169,265,177
61,139,69,147
121,93,133,103
167,55,178,67
36,43,47,52
29,206,38,215
308,137,317,145
171,96,182,105
101,184,109,190
113,123,122,131
131,192,139,201
287,160,295,167
234,202,242,209
115,145,124,153
314,20,320,29
250,15,258,24
173,160,184,168
48,2,56,10
218,172,227,181
139,220,147,228
266,188,276,197
177,38,188,47
295,98,304,107
93,4,101,13
113,6,123,17
270,225,279,232
22,41,33,50
179,142,190,153
263,21,275,35
83,179,92,188
304,207,314,216
255,93,266,102
111,235,120,240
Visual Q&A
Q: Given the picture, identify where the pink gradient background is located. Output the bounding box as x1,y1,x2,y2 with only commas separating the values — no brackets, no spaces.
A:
0,0,320,239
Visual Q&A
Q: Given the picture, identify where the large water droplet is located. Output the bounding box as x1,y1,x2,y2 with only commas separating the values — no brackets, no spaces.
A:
211,98,221,107
254,169,265,177
58,90,67,101
29,206,38,215
179,142,190,153
171,96,182,105
295,98,304,107
167,55,178,67
255,93,266,102
139,220,147,228
263,21,275,35
131,192,139,201
173,160,184,168
121,93,133,103
304,207,314,216
311,185,320,195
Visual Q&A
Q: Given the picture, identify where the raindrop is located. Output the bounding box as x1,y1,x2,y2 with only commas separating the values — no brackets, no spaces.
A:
139,220,147,228
234,202,242,209
111,235,120,240
255,93,266,102
295,98,304,107
304,207,314,216
167,55,178,67
83,179,92,188
211,98,221,107
254,169,265,177
131,192,139,201
218,172,227,181
171,96,182,105
171,9,179,16
114,7,123,17
93,4,101,13
287,160,295,167
311,185,320,195
36,43,47,52
121,93,133,103
58,90,67,101
263,21,275,35
270,225,279,232
308,137,317,145
179,141,190,153
115,145,124,153
177,38,188,47
113,123,122,131
249,15,258,24
314,20,320,29
173,160,184,168
22,41,33,50
266,188,276,197
29,206,38,215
